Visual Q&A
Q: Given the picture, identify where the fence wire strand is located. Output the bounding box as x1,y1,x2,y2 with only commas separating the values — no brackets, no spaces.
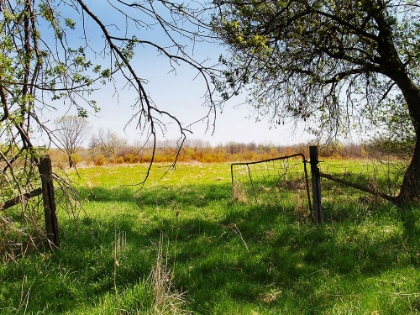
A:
231,154,311,220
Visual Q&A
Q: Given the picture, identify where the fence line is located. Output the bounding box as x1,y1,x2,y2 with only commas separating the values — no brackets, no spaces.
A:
1,156,59,248
319,172,395,202
0,188,43,211
231,146,399,224
309,146,324,223
39,156,60,248
231,153,313,217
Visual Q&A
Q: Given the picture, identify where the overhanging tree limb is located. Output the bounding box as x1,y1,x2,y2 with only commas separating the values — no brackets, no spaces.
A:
213,0,420,204
0,0,224,257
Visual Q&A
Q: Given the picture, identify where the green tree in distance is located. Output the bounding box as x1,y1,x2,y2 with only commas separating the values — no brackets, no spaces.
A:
212,0,420,204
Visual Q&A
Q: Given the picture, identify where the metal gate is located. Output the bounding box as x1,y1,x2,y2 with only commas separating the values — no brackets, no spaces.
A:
231,154,312,217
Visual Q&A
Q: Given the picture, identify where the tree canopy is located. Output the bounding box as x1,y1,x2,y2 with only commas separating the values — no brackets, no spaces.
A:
213,0,420,203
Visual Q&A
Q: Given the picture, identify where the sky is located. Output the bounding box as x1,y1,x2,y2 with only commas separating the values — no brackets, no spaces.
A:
80,57,312,147
42,0,314,147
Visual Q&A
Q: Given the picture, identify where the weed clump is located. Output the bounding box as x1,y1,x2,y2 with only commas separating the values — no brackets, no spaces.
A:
150,234,190,315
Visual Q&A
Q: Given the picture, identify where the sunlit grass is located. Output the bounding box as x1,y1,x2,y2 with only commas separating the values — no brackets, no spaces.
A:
1,162,420,314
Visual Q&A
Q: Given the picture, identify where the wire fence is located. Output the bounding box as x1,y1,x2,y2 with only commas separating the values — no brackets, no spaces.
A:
0,156,70,262
319,158,406,197
231,148,409,223
316,157,407,221
231,154,312,219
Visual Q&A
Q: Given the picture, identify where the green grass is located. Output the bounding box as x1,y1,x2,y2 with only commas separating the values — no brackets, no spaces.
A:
1,162,420,314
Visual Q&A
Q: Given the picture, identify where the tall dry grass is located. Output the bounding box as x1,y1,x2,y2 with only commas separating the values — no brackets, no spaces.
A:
149,234,190,315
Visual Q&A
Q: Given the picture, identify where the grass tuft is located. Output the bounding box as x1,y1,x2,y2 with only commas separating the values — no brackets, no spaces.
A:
150,234,190,315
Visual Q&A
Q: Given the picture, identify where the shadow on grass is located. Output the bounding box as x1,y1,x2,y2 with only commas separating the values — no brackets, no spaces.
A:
164,202,418,313
2,181,420,314
76,181,232,208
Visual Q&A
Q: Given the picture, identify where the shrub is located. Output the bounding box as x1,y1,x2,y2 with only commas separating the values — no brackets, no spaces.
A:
115,156,124,164
93,154,105,166
123,153,136,163
49,149,68,168
70,153,82,166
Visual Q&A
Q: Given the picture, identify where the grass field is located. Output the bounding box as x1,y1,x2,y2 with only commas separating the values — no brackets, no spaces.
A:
1,162,420,314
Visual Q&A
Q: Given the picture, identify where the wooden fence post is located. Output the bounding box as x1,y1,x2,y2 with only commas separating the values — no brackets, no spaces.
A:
309,146,324,223
39,156,59,248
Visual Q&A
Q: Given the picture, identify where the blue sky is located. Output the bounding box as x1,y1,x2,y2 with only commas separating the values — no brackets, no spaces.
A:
43,0,313,147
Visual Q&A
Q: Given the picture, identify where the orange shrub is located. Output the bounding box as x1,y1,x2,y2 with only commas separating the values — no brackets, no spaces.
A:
48,149,68,168
115,156,124,164
123,153,135,163
70,153,82,166
93,154,105,166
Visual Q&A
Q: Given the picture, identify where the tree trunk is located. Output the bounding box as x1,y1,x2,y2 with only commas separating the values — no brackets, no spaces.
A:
68,155,74,168
396,134,420,204
373,5,420,205
394,80,420,205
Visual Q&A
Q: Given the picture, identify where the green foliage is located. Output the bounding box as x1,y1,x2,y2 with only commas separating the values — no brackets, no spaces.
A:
213,0,420,203
213,0,420,136
368,137,415,161
0,147,52,261
1,0,102,244
369,100,416,160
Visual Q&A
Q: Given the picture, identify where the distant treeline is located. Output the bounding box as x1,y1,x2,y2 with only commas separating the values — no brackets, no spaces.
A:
47,139,402,168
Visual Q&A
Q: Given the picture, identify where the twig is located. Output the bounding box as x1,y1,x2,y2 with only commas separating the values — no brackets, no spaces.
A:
16,276,34,315
231,224,250,255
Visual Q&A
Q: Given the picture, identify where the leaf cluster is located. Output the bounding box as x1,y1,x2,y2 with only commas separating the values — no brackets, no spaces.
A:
213,0,420,141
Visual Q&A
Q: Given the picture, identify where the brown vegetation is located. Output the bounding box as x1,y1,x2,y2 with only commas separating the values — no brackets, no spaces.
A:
47,140,386,168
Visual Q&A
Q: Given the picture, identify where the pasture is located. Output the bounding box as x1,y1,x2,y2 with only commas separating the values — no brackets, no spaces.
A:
1,162,420,314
